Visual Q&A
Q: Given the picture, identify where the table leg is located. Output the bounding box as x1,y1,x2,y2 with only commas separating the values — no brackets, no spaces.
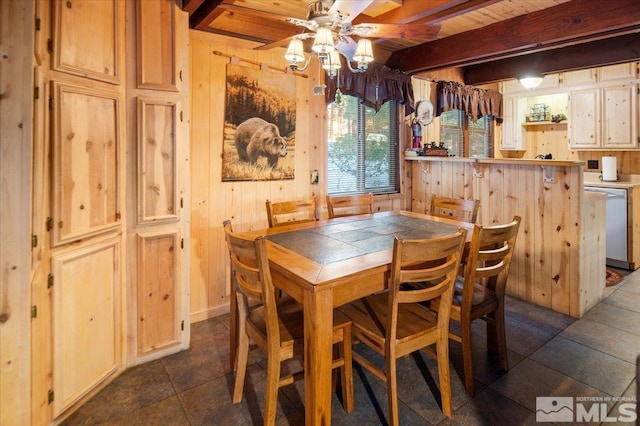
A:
304,288,333,426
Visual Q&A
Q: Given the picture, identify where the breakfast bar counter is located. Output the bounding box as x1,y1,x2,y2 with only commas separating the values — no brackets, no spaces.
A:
405,156,605,317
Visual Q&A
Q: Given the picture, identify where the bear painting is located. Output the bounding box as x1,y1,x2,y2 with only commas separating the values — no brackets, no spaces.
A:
223,63,295,181
234,117,287,168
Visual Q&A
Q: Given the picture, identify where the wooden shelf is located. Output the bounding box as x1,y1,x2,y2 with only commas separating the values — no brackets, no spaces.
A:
522,121,567,127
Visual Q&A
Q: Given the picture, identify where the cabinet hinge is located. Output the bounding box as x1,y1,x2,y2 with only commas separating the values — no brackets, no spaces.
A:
34,86,39,100
47,39,53,53
181,238,184,249
48,389,54,404
32,234,38,248
48,97,53,110
31,306,37,319
115,212,121,220
46,217,53,231
181,320,184,331
48,274,54,289
35,18,41,31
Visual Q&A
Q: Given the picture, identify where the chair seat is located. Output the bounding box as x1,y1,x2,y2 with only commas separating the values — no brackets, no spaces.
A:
452,279,499,315
249,298,351,349
341,293,438,345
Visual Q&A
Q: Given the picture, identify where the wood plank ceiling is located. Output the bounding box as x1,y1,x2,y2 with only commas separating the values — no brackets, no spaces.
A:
182,0,640,84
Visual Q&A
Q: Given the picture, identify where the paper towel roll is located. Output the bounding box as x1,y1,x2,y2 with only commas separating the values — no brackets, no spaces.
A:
602,156,618,181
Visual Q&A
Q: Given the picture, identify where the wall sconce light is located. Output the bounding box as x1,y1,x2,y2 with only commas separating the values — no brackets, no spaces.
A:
518,73,544,89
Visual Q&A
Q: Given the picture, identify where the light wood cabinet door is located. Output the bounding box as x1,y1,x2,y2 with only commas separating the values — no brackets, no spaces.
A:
562,69,597,87
602,84,638,148
52,237,121,416
599,62,638,83
569,89,601,149
501,97,526,150
51,82,123,246
53,0,122,84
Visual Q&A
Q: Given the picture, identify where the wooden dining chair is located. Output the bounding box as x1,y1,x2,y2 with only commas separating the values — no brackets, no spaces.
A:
326,193,374,218
223,222,354,424
339,229,467,425
265,196,317,227
433,216,521,396
430,195,479,223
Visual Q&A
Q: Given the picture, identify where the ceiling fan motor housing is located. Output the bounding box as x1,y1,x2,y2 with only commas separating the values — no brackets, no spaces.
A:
307,1,336,27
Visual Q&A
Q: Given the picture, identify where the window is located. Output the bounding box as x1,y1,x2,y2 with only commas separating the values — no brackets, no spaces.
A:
326,95,399,195
439,109,494,157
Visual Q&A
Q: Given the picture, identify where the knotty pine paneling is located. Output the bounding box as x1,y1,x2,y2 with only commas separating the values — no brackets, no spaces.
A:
189,32,327,322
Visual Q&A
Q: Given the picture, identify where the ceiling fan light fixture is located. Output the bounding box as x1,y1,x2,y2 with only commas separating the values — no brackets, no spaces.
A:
312,26,335,53
322,51,342,77
518,74,544,89
285,38,306,64
352,38,374,63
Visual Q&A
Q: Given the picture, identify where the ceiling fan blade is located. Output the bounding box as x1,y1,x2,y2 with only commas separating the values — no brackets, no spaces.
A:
254,33,315,51
335,36,357,60
352,23,441,39
329,0,374,24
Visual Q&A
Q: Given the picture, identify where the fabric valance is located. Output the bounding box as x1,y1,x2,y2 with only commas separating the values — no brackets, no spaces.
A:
434,80,503,121
325,62,415,115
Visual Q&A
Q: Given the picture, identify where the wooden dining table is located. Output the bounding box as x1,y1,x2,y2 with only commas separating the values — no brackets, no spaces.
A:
237,210,473,425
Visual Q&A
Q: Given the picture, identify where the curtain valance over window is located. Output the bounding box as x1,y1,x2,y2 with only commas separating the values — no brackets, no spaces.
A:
435,80,503,121
325,63,415,116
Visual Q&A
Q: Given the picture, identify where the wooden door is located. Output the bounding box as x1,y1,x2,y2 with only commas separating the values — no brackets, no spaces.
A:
568,89,601,149
126,0,190,365
38,0,127,420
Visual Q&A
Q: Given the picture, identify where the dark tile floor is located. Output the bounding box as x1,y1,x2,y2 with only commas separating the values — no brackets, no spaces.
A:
64,270,639,425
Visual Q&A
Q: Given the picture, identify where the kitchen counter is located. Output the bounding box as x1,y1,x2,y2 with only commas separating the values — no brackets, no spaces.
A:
584,172,640,189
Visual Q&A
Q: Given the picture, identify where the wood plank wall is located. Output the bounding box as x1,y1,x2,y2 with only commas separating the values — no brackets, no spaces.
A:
410,158,604,317
189,32,405,322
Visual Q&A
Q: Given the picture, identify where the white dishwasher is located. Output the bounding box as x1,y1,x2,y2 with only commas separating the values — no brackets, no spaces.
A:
584,186,629,269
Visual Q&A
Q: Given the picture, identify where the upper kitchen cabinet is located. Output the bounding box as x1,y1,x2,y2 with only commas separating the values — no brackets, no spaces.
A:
599,62,639,83
568,88,601,149
501,96,527,150
569,83,638,150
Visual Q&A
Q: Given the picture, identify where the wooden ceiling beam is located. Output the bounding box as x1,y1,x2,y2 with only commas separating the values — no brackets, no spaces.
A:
463,32,640,85
386,0,640,73
190,0,232,30
181,0,205,15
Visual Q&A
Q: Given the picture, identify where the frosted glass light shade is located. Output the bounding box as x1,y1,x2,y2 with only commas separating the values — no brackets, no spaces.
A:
285,39,305,63
312,27,335,53
353,38,374,63
519,74,544,89
322,51,342,73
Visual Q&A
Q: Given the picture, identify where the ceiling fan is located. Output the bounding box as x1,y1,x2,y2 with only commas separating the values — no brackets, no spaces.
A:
217,0,441,55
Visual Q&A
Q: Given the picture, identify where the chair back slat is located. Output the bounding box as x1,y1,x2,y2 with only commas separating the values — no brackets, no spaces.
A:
430,195,479,223
223,222,280,341
462,216,521,307
388,229,467,332
326,193,374,218
266,197,317,227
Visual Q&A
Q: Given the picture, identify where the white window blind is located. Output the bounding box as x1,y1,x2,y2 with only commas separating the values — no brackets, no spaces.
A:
327,95,399,195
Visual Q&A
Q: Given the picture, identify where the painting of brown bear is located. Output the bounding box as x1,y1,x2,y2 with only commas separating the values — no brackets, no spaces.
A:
222,64,295,181
234,117,287,168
